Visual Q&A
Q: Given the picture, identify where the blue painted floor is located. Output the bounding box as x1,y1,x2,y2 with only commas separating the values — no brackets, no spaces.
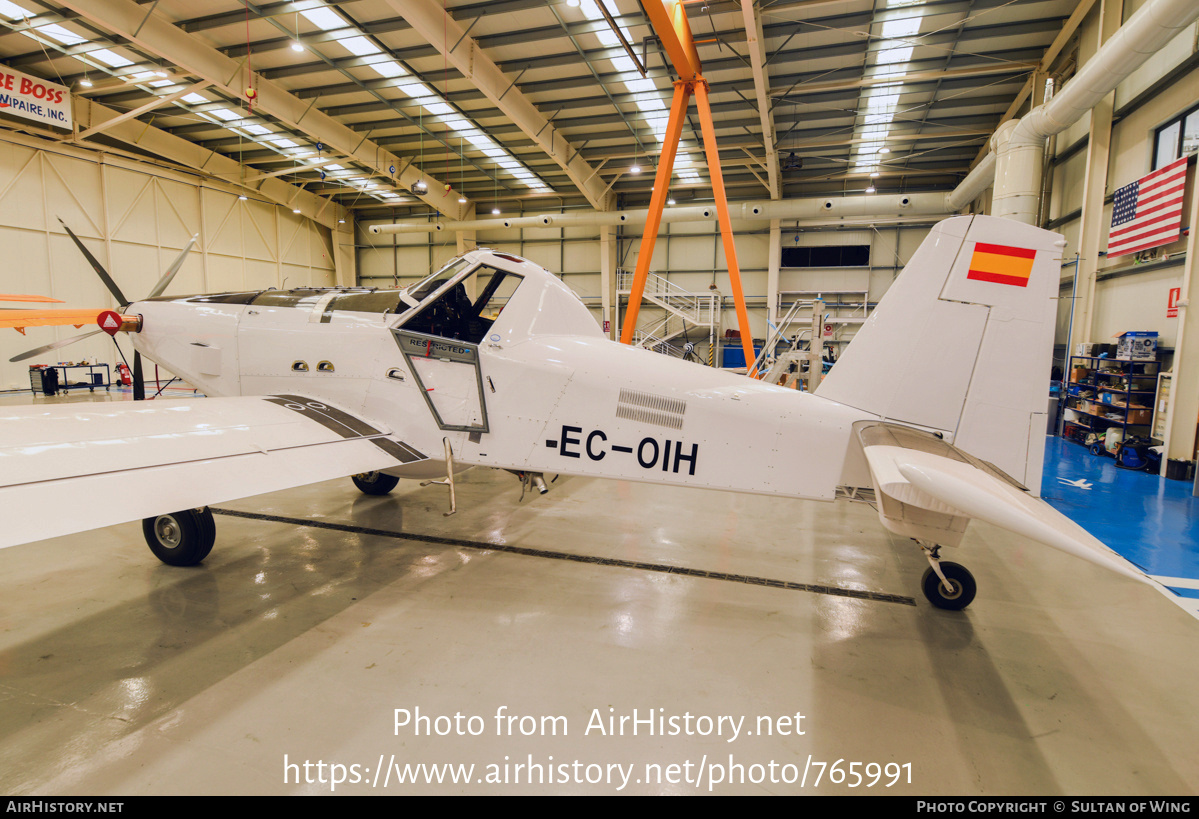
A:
1040,435,1199,615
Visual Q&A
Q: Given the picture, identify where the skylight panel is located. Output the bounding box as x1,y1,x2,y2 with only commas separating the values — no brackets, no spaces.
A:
36,23,87,46
371,61,406,78
272,138,299,148
243,124,270,135
182,93,208,104
89,49,134,68
0,0,30,20
300,7,345,31
209,108,240,122
337,36,380,57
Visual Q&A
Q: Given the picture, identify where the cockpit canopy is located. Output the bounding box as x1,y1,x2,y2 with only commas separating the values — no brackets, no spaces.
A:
155,248,599,343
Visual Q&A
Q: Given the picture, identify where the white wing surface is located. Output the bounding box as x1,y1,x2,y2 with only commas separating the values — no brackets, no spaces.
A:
0,395,426,549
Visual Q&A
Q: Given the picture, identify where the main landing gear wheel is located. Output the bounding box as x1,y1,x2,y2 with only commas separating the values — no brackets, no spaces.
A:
142,507,216,566
352,471,400,496
921,561,977,610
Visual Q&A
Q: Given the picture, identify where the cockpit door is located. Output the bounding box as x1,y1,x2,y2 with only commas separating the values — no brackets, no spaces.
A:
392,331,488,433
388,264,523,435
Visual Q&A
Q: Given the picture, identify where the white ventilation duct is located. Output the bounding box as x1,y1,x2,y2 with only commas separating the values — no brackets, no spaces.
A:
961,0,1199,222
367,194,950,235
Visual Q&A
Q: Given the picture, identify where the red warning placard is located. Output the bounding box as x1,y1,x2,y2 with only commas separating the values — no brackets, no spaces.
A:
97,310,123,336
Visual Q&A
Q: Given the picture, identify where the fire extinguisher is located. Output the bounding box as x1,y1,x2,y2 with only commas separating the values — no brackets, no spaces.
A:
116,362,132,386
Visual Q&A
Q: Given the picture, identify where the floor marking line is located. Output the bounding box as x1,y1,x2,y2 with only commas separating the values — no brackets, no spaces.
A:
210,508,917,606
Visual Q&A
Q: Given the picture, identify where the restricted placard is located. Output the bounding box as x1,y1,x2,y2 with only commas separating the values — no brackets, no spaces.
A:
0,63,71,130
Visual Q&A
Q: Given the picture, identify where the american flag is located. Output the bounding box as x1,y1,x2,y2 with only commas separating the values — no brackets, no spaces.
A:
1107,156,1189,258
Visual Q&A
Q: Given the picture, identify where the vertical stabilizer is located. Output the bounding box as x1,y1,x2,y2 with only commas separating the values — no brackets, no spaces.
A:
817,215,1062,493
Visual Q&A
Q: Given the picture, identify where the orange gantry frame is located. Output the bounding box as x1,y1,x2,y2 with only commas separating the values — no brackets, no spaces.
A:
619,0,758,376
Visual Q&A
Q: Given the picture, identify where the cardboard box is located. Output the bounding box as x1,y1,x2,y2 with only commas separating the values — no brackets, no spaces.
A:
1114,331,1158,360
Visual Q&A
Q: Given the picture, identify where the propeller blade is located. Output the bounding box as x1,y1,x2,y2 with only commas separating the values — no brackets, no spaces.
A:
9,328,104,363
132,350,145,401
146,234,199,300
57,218,130,308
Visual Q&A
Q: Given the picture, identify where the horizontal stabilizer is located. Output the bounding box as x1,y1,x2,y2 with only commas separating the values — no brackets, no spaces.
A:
894,452,1151,586
857,422,1150,586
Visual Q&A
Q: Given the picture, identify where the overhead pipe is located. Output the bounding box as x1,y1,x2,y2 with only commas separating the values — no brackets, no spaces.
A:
955,0,1199,222
367,194,952,235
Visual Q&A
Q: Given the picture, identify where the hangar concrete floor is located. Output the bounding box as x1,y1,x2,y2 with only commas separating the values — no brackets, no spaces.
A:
1,392,1197,796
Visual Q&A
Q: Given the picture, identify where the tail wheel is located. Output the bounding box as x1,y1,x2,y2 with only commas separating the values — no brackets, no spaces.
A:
142,508,216,566
921,561,976,610
352,471,400,496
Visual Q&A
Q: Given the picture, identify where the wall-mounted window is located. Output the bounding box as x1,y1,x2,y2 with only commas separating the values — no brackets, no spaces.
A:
781,245,870,268
1152,102,1199,170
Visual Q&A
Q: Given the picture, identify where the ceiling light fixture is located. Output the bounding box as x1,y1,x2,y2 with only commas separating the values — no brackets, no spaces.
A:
865,185,876,193
291,12,304,53
667,197,676,205
78,76,92,88
878,147,891,154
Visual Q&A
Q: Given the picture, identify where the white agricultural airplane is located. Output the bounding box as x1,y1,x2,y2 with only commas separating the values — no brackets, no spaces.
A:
0,214,1154,610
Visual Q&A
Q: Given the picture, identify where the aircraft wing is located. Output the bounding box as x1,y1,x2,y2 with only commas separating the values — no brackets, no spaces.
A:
857,422,1152,586
0,394,427,550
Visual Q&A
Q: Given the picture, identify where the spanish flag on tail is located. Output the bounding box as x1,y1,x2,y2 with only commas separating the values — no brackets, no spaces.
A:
966,242,1036,287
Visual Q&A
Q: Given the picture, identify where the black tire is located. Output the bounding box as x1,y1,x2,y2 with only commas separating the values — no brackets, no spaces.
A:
352,471,400,495
142,508,216,566
921,561,976,611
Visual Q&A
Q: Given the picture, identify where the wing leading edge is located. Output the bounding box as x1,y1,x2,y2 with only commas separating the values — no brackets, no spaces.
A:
0,394,426,550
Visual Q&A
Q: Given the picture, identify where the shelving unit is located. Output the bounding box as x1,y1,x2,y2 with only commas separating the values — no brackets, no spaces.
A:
27,364,111,396
1063,355,1159,446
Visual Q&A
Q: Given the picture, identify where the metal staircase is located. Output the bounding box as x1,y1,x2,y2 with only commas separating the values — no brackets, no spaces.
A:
618,270,720,360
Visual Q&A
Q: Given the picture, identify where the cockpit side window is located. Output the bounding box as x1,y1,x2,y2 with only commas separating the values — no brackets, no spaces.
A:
400,265,523,343
407,258,474,303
